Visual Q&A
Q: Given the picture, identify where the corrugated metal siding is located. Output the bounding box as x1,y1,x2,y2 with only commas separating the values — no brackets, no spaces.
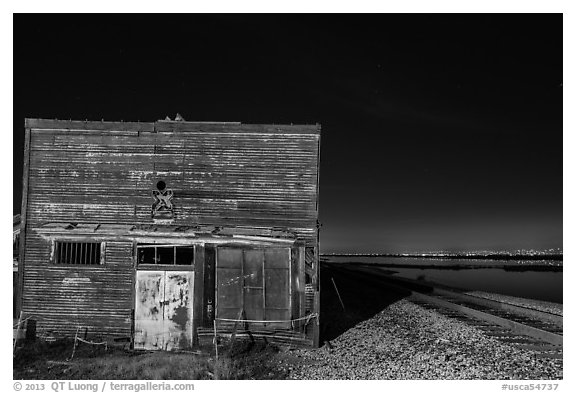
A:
21,239,134,337
27,126,319,242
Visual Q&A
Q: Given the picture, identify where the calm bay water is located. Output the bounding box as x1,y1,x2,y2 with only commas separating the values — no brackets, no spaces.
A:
326,256,563,304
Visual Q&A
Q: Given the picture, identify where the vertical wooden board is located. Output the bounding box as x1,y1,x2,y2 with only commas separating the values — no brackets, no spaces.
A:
313,245,320,347
17,127,31,316
313,290,320,347
298,246,306,318
131,241,137,342
164,271,194,350
192,245,204,344
134,271,165,350
290,247,300,320
203,246,216,327
13,271,17,317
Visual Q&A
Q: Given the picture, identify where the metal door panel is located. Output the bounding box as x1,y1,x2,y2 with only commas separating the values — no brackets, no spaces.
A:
216,247,291,329
134,271,165,350
217,268,243,309
265,248,290,269
163,271,194,350
265,252,291,328
243,250,265,321
265,268,290,309
217,248,243,268
243,250,264,287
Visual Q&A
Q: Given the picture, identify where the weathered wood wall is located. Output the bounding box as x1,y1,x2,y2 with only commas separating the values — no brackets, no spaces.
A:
19,119,320,344
25,120,319,242
22,238,133,337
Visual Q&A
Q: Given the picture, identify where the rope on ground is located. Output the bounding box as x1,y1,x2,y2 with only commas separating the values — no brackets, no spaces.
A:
76,337,108,347
67,327,108,361
13,311,23,357
213,320,219,380
215,312,319,326
13,316,33,329
66,327,80,361
214,313,318,350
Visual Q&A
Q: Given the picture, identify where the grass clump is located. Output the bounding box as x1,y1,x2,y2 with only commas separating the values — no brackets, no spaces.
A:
14,338,289,380
214,340,288,380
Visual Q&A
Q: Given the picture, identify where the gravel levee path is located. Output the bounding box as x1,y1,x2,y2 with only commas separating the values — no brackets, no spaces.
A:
287,299,562,380
465,291,563,316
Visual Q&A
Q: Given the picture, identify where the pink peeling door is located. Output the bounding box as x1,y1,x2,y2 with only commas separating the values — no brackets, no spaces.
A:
134,270,194,350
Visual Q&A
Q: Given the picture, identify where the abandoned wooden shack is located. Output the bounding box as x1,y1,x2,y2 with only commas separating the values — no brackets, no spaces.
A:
17,118,321,350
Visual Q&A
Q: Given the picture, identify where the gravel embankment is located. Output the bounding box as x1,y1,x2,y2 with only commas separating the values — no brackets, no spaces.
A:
287,299,562,380
465,291,563,316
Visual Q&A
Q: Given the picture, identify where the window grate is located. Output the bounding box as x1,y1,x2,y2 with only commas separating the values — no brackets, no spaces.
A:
55,241,102,265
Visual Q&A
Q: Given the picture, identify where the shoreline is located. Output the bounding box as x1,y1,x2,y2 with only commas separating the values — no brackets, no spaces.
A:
286,265,563,380
324,260,563,272
322,254,563,261
288,298,562,380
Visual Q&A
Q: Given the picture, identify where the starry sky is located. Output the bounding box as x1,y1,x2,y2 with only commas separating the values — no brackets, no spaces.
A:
13,14,563,253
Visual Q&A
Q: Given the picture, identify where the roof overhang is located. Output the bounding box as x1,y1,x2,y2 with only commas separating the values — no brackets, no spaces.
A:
35,222,299,246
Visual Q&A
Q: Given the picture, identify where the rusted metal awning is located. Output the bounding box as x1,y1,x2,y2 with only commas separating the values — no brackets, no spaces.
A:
35,222,298,245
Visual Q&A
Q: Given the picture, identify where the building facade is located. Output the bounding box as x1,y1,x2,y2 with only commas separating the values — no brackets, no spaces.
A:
18,118,321,349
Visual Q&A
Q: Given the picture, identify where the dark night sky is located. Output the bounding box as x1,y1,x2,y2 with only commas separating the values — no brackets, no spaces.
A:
13,14,563,253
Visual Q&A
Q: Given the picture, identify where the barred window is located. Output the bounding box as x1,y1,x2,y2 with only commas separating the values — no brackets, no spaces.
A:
55,241,103,265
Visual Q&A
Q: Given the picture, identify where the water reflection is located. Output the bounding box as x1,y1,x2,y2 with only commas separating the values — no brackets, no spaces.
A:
326,256,563,304
389,267,562,303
